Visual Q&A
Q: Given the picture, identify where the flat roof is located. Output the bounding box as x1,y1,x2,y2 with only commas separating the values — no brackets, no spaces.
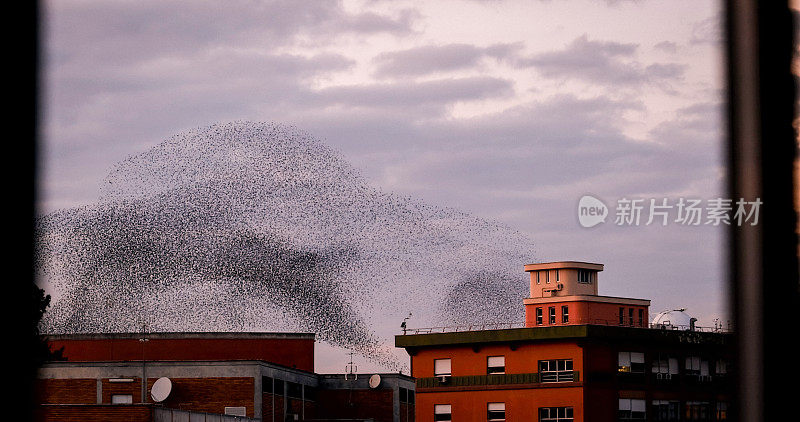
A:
524,261,604,271
395,324,730,349
43,332,315,341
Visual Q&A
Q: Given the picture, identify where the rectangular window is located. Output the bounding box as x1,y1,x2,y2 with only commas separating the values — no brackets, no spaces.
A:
652,400,680,422
577,269,593,283
539,359,574,382
487,356,505,375
434,404,452,422
111,394,133,404
488,402,506,421
715,359,727,375
400,387,408,403
539,407,574,422
619,307,625,325
618,399,646,421
556,269,559,281
549,307,556,324
262,376,273,394
434,358,452,376
628,308,634,326
638,309,644,327
561,305,569,323
715,402,728,421
274,379,285,396
618,352,645,373
546,270,550,283
651,355,678,379
685,356,710,381
304,385,316,401
287,381,302,399
685,401,711,421
537,271,540,284
536,307,543,325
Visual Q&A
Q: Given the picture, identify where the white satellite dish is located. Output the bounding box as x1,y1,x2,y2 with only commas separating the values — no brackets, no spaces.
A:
151,377,172,402
368,374,381,389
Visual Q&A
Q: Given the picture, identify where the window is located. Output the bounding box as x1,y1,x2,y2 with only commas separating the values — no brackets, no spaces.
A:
652,400,680,422
539,407,574,422
111,394,132,404
434,404,452,422
546,270,550,283
287,381,302,399
536,307,543,325
715,359,728,376
618,352,645,373
715,402,728,420
304,385,317,401
577,269,593,283
638,309,644,327
619,399,646,421
685,356,710,381
487,356,505,375
225,407,247,417
619,307,625,325
539,359,574,382
556,269,559,281
562,305,569,323
549,306,556,324
537,271,540,284
434,358,452,376
262,376,273,394
488,402,506,421
274,379,284,396
651,355,678,379
685,401,711,421
628,308,634,326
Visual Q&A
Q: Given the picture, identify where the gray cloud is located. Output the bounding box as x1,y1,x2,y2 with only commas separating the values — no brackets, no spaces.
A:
518,34,686,87
372,43,522,78
310,76,515,109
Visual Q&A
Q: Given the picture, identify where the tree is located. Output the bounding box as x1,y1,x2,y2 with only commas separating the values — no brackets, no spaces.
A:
31,284,62,365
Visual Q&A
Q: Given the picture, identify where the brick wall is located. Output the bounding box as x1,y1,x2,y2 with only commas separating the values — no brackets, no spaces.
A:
34,404,151,422
35,379,97,404
101,378,142,403
147,377,255,418
316,389,394,422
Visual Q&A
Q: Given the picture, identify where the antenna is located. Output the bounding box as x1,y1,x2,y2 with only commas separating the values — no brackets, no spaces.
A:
344,351,358,381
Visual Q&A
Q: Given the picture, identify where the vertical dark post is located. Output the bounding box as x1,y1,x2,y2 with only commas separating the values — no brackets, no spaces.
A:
726,1,799,421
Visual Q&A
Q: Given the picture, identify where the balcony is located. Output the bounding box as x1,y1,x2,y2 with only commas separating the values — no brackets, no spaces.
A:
416,371,580,389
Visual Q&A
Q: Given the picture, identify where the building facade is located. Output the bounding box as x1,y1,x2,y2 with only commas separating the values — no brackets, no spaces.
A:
395,261,733,422
36,332,415,422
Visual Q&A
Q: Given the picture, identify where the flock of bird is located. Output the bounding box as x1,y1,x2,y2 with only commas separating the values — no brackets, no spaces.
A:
35,122,537,369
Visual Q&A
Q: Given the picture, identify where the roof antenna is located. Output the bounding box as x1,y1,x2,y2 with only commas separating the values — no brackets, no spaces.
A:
345,351,358,381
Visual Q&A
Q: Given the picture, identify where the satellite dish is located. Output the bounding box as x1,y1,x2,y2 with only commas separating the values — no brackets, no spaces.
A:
151,377,172,402
368,374,381,389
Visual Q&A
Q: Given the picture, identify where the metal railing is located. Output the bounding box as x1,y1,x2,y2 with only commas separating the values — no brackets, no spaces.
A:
401,320,732,335
153,407,260,422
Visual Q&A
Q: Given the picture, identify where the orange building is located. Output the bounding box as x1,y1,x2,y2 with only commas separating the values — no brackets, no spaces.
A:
396,261,733,422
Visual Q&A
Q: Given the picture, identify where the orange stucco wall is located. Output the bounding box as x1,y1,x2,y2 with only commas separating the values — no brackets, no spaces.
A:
524,301,649,328
411,342,584,378
416,387,583,422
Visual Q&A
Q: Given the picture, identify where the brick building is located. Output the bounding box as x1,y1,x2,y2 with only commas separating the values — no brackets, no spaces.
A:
36,332,415,422
395,261,733,422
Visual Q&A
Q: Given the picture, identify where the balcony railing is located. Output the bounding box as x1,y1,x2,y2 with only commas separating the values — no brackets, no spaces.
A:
416,371,580,388
402,320,732,335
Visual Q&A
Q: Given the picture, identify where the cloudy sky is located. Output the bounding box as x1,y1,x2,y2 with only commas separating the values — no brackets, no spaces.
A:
41,0,729,371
